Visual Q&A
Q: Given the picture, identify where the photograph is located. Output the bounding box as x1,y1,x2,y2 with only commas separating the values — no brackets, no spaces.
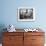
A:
18,7,35,21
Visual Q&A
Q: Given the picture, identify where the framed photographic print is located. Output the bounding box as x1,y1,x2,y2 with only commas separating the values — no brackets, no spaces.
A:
18,7,35,21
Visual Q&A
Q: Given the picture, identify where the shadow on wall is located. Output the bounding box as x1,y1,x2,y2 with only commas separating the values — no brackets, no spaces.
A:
0,24,7,43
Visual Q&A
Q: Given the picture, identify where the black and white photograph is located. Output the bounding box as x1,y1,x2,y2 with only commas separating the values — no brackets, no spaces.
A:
18,7,35,21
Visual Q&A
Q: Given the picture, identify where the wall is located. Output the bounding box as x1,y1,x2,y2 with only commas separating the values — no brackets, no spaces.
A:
0,0,46,30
